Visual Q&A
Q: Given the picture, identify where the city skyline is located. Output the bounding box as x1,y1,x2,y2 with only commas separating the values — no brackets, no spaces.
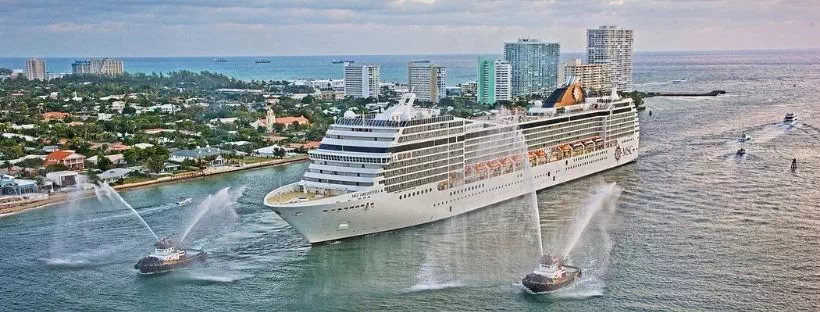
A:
1,0,819,57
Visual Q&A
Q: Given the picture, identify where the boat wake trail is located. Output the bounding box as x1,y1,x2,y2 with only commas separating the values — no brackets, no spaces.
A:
176,271,250,284
407,281,464,292
39,250,131,269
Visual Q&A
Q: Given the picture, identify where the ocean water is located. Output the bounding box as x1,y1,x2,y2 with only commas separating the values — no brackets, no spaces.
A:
0,53,591,84
2,50,820,311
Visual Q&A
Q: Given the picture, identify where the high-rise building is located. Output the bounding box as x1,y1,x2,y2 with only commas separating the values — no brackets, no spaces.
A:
72,60,92,74
563,59,610,92
408,61,447,104
587,25,633,92
477,58,512,105
91,58,124,75
344,64,380,99
503,38,560,96
72,58,123,75
25,58,47,81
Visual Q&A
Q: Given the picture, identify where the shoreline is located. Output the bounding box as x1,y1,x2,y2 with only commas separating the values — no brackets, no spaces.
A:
0,155,308,217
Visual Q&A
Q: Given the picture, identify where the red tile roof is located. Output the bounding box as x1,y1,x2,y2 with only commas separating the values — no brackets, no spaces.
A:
46,150,75,160
275,116,309,125
42,112,70,121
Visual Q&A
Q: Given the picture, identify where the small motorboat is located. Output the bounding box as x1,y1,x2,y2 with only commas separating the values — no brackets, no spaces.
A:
739,132,751,142
736,147,746,156
255,59,271,64
134,239,206,275
176,197,193,206
213,58,227,63
784,112,797,124
522,255,582,293
671,78,687,83
791,158,797,171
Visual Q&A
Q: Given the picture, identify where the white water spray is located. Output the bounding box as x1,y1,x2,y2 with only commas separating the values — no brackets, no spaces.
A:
94,183,159,241
179,186,244,243
517,131,544,257
559,183,621,258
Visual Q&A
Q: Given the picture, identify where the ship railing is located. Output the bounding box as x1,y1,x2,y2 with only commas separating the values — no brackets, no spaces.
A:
335,115,453,128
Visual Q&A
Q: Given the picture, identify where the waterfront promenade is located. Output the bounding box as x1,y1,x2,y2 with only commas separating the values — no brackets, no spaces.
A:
0,155,308,216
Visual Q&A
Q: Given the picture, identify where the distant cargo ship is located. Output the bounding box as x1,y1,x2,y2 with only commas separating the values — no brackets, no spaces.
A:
332,59,354,64
213,58,227,63
255,60,271,64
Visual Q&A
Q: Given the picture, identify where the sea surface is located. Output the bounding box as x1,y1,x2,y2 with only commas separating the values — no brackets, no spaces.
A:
2,50,820,311
0,53,592,84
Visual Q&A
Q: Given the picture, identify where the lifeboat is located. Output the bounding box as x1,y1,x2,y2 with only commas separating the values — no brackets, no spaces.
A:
594,138,604,149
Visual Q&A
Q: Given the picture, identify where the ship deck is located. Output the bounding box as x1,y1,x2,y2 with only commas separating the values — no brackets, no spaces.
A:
265,191,327,206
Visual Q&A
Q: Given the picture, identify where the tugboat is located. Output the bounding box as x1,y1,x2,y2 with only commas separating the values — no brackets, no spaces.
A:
134,238,206,275
522,255,582,293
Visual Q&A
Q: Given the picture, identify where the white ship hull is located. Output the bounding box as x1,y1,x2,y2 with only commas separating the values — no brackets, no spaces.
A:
266,135,639,243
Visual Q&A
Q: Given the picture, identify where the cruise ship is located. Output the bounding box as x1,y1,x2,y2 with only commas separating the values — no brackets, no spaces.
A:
265,82,639,243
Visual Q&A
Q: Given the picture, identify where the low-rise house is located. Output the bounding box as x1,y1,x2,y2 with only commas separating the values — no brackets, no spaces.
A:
42,112,70,121
97,168,131,184
46,171,82,187
107,143,130,152
2,133,35,142
210,118,238,124
87,154,126,166
40,146,60,153
289,141,321,151
275,116,310,129
143,128,175,135
45,150,86,170
8,155,45,165
97,113,114,121
11,124,36,130
169,147,226,167
254,145,287,157
111,101,126,112
0,174,38,195
147,104,179,114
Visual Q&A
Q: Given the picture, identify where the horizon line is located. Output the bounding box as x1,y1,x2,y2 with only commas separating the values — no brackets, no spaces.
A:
2,48,818,59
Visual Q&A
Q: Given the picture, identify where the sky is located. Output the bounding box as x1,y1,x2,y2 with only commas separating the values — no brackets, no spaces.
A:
1,0,819,57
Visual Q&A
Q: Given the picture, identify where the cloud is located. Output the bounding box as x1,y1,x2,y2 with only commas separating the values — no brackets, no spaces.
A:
0,0,819,56
46,22,125,32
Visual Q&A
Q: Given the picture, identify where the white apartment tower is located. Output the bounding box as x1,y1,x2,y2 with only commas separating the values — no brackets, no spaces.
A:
408,61,447,104
25,58,47,81
587,25,633,92
90,58,124,76
344,64,380,99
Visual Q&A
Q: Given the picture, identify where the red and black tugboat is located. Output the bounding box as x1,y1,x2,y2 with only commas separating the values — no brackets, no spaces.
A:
522,255,582,293
134,238,206,275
